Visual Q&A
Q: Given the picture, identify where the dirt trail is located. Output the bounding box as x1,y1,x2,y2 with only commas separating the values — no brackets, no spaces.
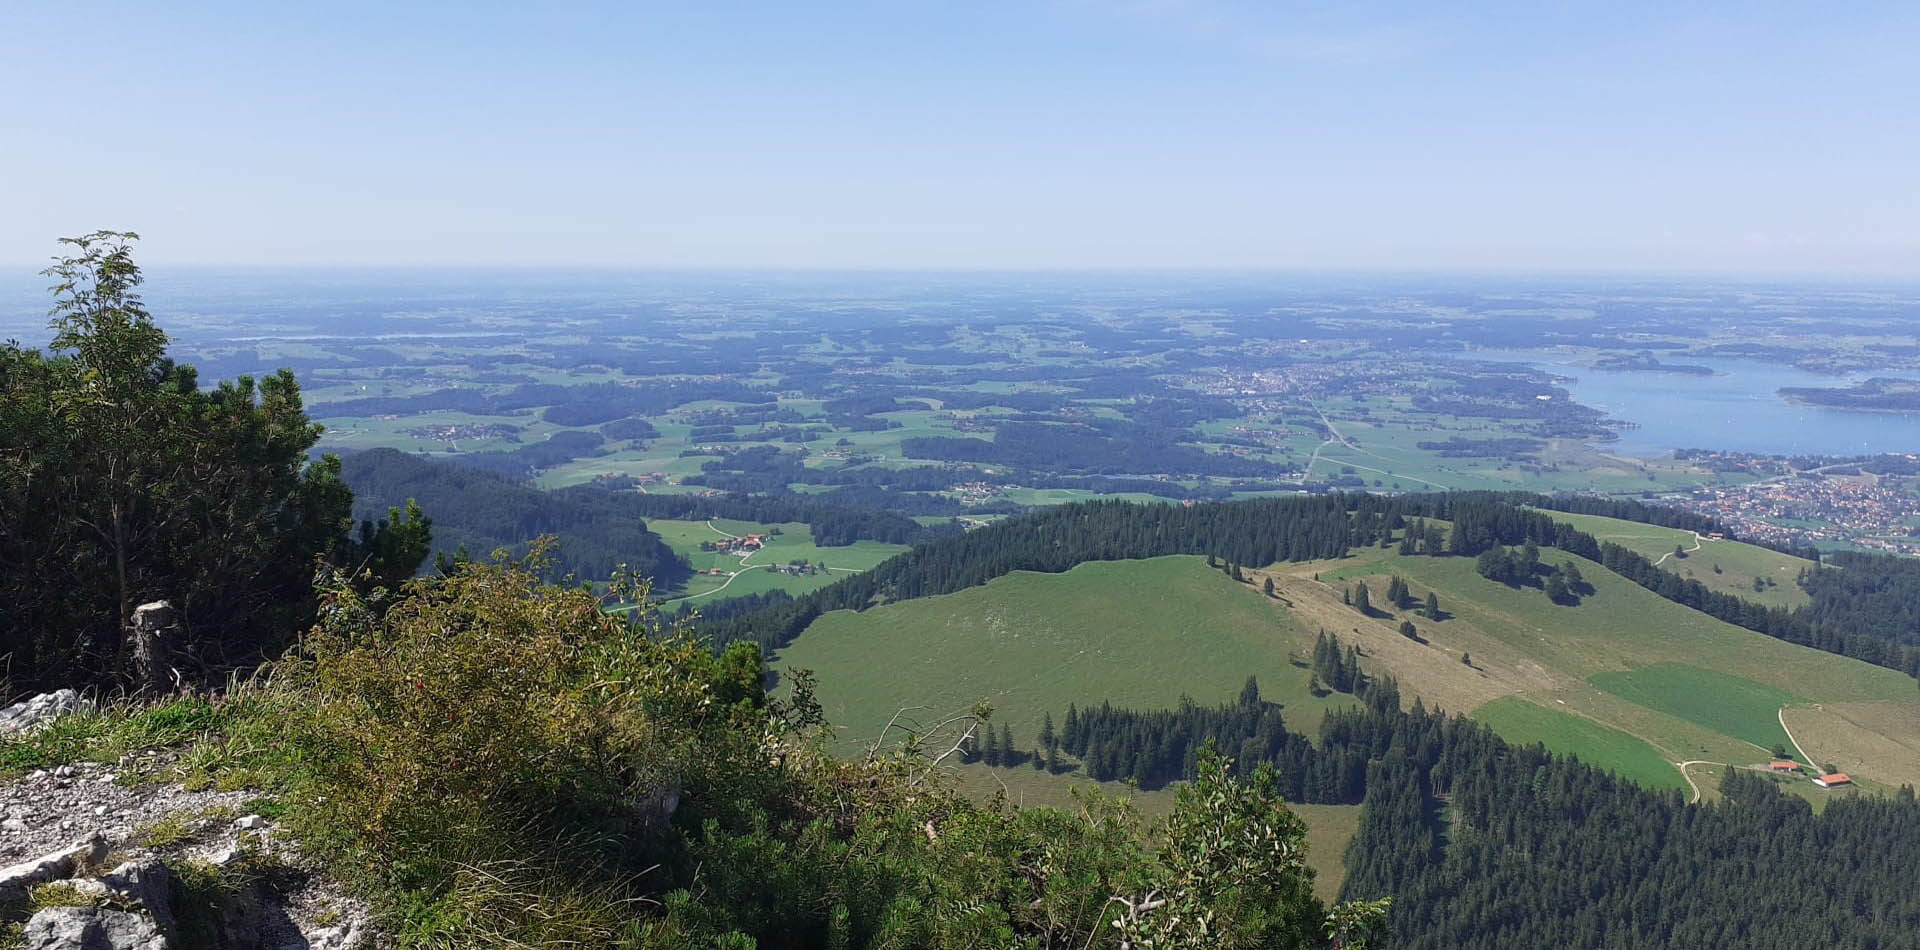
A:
1652,532,1708,566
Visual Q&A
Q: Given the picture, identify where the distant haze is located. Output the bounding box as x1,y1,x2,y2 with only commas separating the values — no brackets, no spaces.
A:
3,1,1917,274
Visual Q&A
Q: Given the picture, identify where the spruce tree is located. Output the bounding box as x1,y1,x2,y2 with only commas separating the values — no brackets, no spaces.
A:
1353,581,1371,615
1263,576,1276,597
1040,712,1056,753
1425,591,1440,619
1546,573,1571,604
1001,724,1016,766
1240,675,1261,706
982,723,1000,766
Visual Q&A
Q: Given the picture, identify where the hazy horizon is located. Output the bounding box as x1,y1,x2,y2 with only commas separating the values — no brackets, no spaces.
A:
5,2,1918,273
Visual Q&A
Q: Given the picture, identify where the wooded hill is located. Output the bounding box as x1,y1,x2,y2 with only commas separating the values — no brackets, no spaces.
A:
705,490,1920,681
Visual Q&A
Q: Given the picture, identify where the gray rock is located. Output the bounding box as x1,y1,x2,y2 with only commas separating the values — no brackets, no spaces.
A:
21,905,168,950
0,690,92,735
0,836,108,902
234,814,266,830
69,860,173,928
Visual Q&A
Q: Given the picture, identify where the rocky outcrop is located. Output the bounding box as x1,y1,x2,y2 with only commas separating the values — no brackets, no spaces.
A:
23,905,167,950
0,690,92,735
0,764,375,948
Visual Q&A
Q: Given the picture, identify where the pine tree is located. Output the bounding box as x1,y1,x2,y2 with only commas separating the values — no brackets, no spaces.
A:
1064,704,1079,749
1206,552,1217,568
1353,581,1371,615
1399,619,1416,640
982,723,1000,766
1263,576,1276,597
1040,712,1056,753
1231,562,1246,582
1001,724,1016,766
1240,675,1261,706
1425,591,1440,619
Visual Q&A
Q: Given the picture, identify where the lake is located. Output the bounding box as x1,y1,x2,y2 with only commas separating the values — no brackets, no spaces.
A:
1460,350,1920,458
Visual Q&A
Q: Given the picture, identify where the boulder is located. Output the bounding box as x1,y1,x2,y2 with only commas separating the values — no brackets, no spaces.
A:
21,905,168,950
0,690,92,735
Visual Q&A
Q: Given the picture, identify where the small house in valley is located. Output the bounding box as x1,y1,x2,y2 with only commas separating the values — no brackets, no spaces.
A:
1813,772,1853,788
1768,761,1798,773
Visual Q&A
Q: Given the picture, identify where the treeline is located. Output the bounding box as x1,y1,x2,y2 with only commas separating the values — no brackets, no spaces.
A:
1055,676,1400,799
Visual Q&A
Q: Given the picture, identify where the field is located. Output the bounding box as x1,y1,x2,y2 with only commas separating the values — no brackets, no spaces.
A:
1780,701,1920,789
646,519,908,605
1286,543,1920,794
775,556,1359,756
1471,697,1686,791
1589,664,1803,751
1544,510,1813,609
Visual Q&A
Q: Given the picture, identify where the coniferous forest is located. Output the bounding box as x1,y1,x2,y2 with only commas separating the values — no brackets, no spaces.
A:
1052,675,1920,948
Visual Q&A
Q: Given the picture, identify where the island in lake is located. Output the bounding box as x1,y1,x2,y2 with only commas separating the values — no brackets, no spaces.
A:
1778,376,1920,411
1591,351,1715,375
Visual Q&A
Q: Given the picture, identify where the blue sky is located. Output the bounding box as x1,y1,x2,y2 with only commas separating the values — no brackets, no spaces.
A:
2,1,1915,272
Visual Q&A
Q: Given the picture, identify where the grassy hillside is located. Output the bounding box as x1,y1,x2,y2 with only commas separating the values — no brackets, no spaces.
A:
1296,544,1918,796
1472,697,1686,791
775,556,1359,756
1544,510,1813,609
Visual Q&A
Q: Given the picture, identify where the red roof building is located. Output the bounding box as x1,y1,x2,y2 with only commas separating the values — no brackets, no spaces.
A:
1768,761,1798,772
1813,772,1853,788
